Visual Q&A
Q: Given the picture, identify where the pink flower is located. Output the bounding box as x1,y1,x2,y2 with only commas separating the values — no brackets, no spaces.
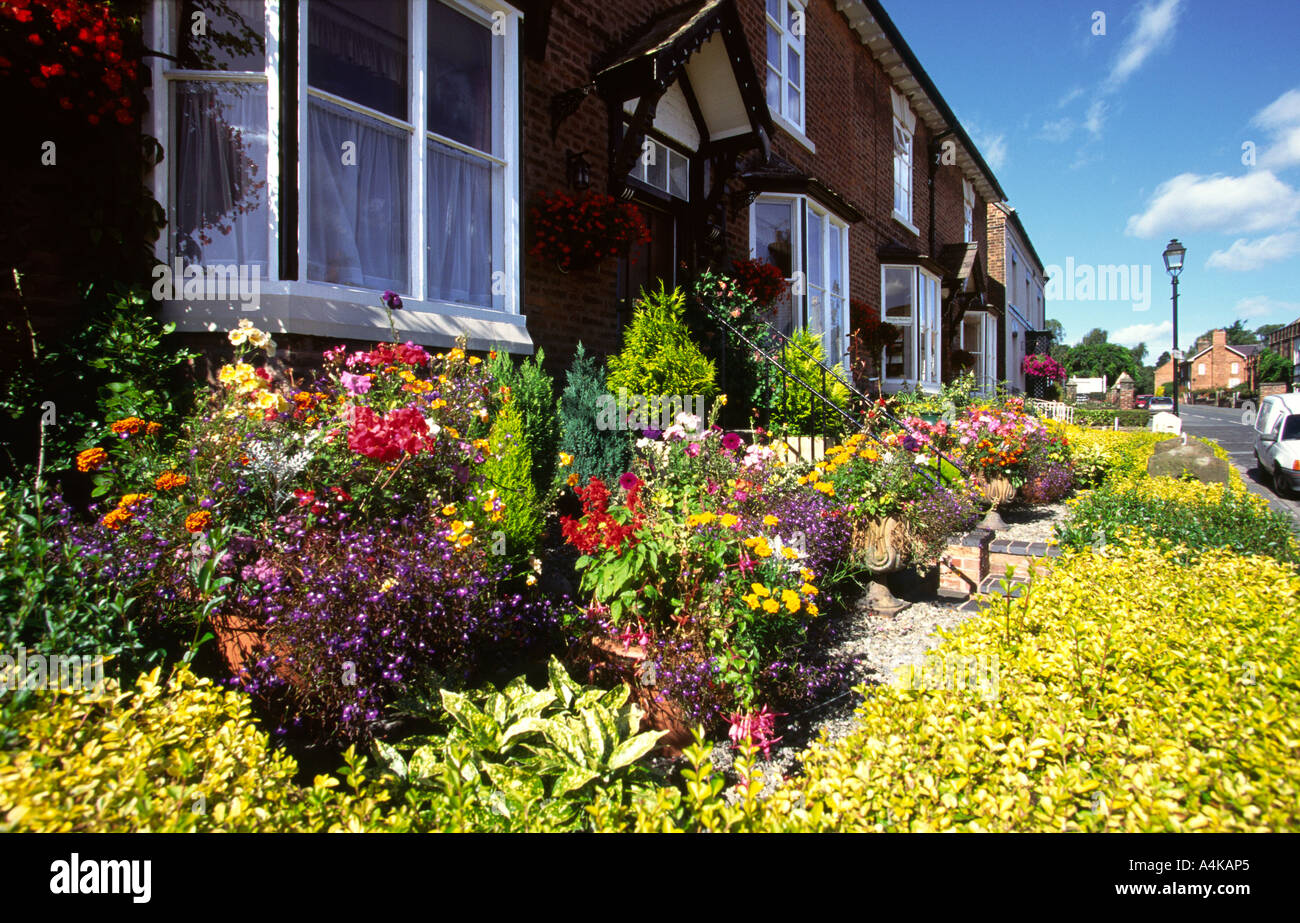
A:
728,706,785,757
341,372,372,395
685,442,702,458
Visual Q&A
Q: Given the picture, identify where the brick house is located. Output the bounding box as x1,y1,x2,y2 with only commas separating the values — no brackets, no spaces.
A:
985,202,1048,394
1155,328,1261,393
1266,316,1300,388
145,0,1021,395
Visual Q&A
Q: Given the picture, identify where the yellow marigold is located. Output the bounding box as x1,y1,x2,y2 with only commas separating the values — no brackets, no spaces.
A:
720,513,739,528
118,493,151,509
110,417,146,435
75,447,108,472
457,534,474,548
763,514,779,527
100,507,133,530
801,582,818,596
814,481,836,496
146,422,162,435
781,589,801,613
559,452,574,467
750,583,770,597
761,598,781,614
742,594,760,610
430,399,448,410
806,601,819,617
184,510,212,533
154,471,189,491
781,546,799,560
800,567,815,581
441,504,457,516
468,356,482,365
687,512,716,528
473,439,490,451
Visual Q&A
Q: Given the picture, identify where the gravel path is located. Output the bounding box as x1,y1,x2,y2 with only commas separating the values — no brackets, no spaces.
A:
688,500,1073,793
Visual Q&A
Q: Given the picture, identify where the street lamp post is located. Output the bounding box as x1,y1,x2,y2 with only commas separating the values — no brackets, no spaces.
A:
1163,239,1186,416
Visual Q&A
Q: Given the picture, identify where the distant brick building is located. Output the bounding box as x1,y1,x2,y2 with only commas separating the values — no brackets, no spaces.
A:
1266,316,1300,387
1156,328,1262,393
986,202,1047,394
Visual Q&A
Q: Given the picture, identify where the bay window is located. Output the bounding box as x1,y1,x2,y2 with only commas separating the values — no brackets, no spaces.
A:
882,265,940,391
152,0,525,348
960,310,997,394
750,194,850,370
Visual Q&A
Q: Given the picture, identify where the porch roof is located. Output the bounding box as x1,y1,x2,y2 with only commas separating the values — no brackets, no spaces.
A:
739,153,866,223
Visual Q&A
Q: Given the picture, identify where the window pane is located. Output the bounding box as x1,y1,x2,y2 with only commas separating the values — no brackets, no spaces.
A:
173,81,269,271
308,0,408,120
427,140,493,307
829,225,843,292
754,201,793,277
884,267,912,319
885,326,912,380
428,1,493,153
767,0,780,21
177,0,265,71
807,213,823,290
766,65,781,113
645,141,667,191
786,82,800,125
307,98,409,290
668,151,688,200
767,25,781,70
787,47,800,87
787,1,799,31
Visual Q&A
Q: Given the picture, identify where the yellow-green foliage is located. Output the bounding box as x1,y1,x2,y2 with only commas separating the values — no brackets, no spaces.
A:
1056,425,1173,483
0,665,411,832
476,399,545,556
596,538,1300,831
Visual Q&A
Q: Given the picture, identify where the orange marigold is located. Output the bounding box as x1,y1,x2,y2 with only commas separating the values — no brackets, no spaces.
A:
184,510,212,533
101,507,133,530
118,493,151,509
110,417,146,435
75,447,108,472
146,422,162,435
154,471,189,491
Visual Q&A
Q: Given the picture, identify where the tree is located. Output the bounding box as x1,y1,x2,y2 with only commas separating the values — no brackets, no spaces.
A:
1258,348,1294,384
1129,342,1148,364
1063,341,1142,386
1255,323,1284,339
1081,328,1108,347
1155,350,1171,369
1044,318,1067,344
1194,320,1257,349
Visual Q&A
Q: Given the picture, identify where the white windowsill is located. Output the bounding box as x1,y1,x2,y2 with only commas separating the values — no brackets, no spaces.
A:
771,111,816,154
892,211,920,237
158,284,533,354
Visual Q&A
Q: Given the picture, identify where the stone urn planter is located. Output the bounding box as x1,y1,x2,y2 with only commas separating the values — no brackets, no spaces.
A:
853,515,911,616
976,474,1017,531
590,635,693,755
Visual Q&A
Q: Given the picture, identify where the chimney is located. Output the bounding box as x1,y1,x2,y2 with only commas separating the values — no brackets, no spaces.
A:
1212,329,1227,348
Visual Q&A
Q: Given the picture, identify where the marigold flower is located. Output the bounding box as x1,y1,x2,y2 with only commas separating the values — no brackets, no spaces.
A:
763,514,779,527
118,493,150,509
761,598,781,614
559,452,573,467
76,447,108,472
110,416,145,435
154,471,188,491
184,510,212,533
781,589,802,613
566,472,579,487
720,513,739,528
101,507,133,530
750,583,770,597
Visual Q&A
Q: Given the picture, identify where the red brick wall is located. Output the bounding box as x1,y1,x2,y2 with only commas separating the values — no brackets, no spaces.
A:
522,0,989,372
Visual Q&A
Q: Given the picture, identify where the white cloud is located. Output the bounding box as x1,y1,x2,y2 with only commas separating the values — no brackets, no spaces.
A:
1234,295,1300,321
1206,231,1300,271
1252,88,1300,131
1084,99,1107,138
1112,320,1173,350
1057,87,1086,108
971,130,1008,171
1039,118,1074,143
1124,171,1300,238
1259,126,1300,170
1104,0,1184,91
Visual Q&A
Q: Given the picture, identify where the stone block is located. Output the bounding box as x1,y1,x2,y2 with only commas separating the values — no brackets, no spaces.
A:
1146,445,1230,484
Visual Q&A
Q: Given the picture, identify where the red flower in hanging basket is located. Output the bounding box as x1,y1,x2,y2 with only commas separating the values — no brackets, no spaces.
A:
529,190,651,272
730,258,788,309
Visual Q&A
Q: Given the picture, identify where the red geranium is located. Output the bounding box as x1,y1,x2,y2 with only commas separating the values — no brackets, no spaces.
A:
560,477,644,555
529,191,651,272
347,404,431,463
730,258,788,309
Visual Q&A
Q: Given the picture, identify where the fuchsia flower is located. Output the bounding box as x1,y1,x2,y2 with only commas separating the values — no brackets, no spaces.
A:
618,472,641,492
728,706,785,757
721,432,743,452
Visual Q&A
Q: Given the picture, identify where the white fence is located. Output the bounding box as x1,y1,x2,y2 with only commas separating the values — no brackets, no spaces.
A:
1025,399,1075,423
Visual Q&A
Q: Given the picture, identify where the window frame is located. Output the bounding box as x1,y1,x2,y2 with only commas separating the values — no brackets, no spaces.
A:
765,0,807,135
890,88,916,232
749,193,850,370
880,263,941,393
149,0,526,346
962,178,975,243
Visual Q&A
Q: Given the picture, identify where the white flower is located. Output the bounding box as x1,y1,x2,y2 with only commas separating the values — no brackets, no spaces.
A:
248,329,271,348
228,328,249,345
663,424,686,440
238,318,255,329
635,437,653,449
674,412,702,432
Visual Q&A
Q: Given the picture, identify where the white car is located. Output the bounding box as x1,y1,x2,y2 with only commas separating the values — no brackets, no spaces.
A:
1252,393,1300,496
1148,395,1174,412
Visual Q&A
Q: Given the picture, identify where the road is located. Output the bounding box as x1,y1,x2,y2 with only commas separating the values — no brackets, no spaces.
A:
1176,402,1300,525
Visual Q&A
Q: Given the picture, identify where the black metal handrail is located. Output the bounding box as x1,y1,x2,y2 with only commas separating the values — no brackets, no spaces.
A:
703,304,967,486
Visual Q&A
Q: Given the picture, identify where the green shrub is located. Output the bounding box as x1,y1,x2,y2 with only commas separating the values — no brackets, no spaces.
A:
593,539,1300,831
486,348,560,499
475,401,545,558
1057,476,1300,566
606,282,718,402
1071,407,1151,428
768,328,851,435
558,344,632,485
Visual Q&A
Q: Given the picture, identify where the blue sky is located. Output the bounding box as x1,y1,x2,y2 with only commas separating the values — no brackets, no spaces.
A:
885,0,1300,356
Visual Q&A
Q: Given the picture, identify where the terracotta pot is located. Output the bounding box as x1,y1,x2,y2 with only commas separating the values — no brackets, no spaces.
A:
591,635,694,755
209,613,304,690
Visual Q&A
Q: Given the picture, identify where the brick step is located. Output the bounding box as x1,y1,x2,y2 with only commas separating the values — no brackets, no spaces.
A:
977,574,1030,596
939,529,1059,600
